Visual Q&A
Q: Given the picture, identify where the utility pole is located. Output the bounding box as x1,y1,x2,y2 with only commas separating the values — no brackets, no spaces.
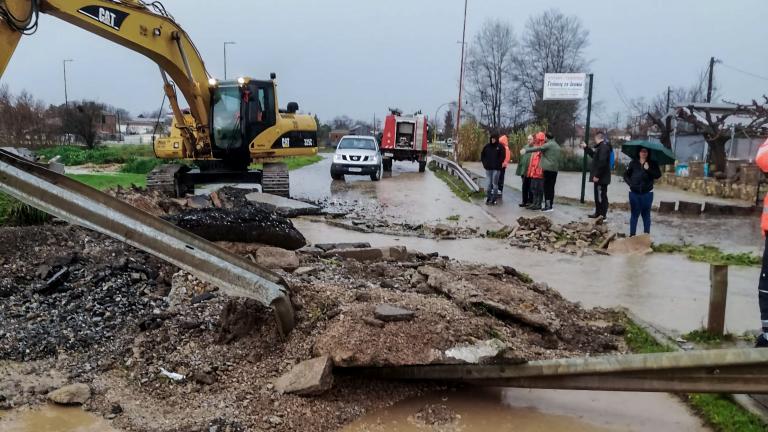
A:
707,56,717,103
454,0,468,162
666,86,671,112
223,41,236,80
63,59,73,108
579,74,595,204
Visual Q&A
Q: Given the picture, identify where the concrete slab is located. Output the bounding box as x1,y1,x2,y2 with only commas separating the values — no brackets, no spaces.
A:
245,192,321,217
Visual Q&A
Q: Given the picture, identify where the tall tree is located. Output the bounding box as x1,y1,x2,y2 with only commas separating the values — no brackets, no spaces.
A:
514,9,589,141
60,101,107,149
443,109,455,140
465,20,519,131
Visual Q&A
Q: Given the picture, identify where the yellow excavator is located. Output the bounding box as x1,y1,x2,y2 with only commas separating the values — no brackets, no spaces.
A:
0,0,317,197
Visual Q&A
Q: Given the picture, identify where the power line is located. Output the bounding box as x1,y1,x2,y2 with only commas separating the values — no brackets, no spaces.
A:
719,62,768,82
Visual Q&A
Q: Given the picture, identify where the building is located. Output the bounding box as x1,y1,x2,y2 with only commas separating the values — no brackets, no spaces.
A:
329,129,349,148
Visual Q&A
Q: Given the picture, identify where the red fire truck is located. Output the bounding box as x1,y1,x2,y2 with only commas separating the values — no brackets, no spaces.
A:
379,109,428,172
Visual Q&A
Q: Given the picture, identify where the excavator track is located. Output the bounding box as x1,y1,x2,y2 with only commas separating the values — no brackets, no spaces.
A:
262,162,290,197
147,164,191,197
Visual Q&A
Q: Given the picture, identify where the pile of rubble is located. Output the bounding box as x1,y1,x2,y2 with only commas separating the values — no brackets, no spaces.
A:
506,216,615,256
0,221,626,431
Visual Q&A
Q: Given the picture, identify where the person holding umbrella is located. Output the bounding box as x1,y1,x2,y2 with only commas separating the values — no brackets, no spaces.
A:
620,140,675,236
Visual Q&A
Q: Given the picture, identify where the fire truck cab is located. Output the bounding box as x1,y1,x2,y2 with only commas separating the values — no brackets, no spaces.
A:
379,109,428,172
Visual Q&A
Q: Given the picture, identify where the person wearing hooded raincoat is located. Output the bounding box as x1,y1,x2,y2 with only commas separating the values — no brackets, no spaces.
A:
525,132,546,210
522,132,561,212
497,135,511,200
516,134,534,207
480,133,505,205
753,138,768,348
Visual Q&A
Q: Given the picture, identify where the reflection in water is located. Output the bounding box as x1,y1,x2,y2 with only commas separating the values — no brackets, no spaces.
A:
0,405,116,432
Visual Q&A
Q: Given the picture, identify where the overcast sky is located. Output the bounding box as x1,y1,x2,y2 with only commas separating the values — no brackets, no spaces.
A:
3,0,767,126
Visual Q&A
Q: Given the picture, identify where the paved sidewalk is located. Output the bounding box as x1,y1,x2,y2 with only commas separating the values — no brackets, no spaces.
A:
464,162,753,206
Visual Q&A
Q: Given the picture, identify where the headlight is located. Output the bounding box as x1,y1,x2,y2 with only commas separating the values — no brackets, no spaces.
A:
370,154,378,163
333,154,343,162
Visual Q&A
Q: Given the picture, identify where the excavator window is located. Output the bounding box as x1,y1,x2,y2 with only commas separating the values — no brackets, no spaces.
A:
244,81,276,142
211,85,242,150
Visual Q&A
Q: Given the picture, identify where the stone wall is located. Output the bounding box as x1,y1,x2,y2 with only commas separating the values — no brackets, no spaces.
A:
659,173,762,202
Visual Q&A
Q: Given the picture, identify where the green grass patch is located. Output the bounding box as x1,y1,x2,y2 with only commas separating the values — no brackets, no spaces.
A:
653,243,761,267
37,145,153,166
250,155,323,171
68,173,146,190
623,318,674,354
121,157,165,174
686,394,767,432
0,192,52,226
623,317,767,432
429,161,485,202
446,215,460,222
682,329,737,345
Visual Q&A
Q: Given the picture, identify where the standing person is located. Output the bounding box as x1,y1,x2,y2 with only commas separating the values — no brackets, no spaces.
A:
480,133,505,205
497,135,511,201
623,147,661,236
526,132,546,211
516,135,534,207
754,138,768,347
581,131,612,218
521,132,562,212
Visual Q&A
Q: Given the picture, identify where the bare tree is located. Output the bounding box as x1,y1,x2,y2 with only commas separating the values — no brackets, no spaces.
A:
514,9,589,141
465,20,519,131
330,116,354,130
631,69,711,147
676,96,768,173
61,101,107,148
443,109,454,140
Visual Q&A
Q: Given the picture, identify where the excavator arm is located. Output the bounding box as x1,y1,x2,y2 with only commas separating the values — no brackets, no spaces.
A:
0,0,213,157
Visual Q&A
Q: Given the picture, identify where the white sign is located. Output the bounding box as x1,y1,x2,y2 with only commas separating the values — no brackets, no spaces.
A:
543,73,587,100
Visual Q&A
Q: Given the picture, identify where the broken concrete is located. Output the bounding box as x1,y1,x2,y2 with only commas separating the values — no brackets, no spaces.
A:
607,234,653,255
274,356,334,396
444,339,506,364
315,242,371,252
47,383,91,405
325,246,407,262
677,201,702,215
245,192,322,217
374,304,415,322
255,246,300,271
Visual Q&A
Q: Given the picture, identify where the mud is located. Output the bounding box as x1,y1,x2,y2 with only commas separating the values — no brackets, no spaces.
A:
0,405,117,432
343,388,709,432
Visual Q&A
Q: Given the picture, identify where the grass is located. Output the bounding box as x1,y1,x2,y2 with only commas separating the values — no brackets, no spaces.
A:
623,316,767,432
429,160,485,202
653,243,761,267
37,145,154,165
68,173,147,190
446,215,461,222
682,329,737,345
121,157,165,174
250,155,323,171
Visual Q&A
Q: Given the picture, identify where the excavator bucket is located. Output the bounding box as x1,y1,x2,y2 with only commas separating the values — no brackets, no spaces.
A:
0,149,295,337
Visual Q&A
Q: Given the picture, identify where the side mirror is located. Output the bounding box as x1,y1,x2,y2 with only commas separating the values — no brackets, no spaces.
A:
287,102,299,114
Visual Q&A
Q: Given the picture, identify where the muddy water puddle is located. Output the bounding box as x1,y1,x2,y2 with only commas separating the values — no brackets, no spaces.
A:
0,405,116,432
344,388,707,432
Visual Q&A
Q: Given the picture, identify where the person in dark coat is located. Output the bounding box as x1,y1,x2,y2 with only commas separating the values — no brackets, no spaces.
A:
581,132,612,218
480,133,505,205
623,147,662,236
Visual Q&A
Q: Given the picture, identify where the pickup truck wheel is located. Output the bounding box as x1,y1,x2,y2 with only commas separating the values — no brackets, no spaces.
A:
371,163,382,182
331,172,344,181
418,160,427,173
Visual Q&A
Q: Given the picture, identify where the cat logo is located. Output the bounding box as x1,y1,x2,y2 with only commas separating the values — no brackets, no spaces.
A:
78,5,129,31
281,137,291,148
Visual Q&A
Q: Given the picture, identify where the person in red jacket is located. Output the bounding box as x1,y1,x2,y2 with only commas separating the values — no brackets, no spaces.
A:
497,135,511,201
755,138,768,347
526,132,546,210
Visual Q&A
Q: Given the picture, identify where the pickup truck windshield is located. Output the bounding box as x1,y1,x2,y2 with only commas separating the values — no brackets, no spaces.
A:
338,138,376,150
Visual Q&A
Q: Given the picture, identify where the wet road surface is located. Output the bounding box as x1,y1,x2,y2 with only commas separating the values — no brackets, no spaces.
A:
343,388,708,432
0,405,116,432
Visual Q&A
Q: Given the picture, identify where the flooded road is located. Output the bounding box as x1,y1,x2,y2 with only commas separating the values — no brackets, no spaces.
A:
343,388,707,432
296,218,760,335
0,405,116,432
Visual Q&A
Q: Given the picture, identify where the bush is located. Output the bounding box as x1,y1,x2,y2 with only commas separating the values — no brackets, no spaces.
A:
456,120,488,162
560,151,588,172
121,157,164,174
37,145,153,166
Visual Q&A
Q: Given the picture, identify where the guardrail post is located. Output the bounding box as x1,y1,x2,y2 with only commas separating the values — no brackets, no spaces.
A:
707,264,729,336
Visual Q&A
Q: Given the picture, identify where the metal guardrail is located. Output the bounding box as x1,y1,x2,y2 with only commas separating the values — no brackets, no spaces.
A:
430,155,481,193
346,348,768,394
0,149,295,337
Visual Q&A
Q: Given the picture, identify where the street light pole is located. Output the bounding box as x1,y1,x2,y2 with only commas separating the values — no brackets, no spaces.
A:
433,102,451,143
223,41,236,79
63,59,73,108
454,0,468,162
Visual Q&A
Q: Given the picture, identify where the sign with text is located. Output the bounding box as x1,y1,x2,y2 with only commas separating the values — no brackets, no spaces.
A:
543,73,587,100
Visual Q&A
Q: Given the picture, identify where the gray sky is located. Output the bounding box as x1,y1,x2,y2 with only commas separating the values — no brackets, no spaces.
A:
4,0,768,127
